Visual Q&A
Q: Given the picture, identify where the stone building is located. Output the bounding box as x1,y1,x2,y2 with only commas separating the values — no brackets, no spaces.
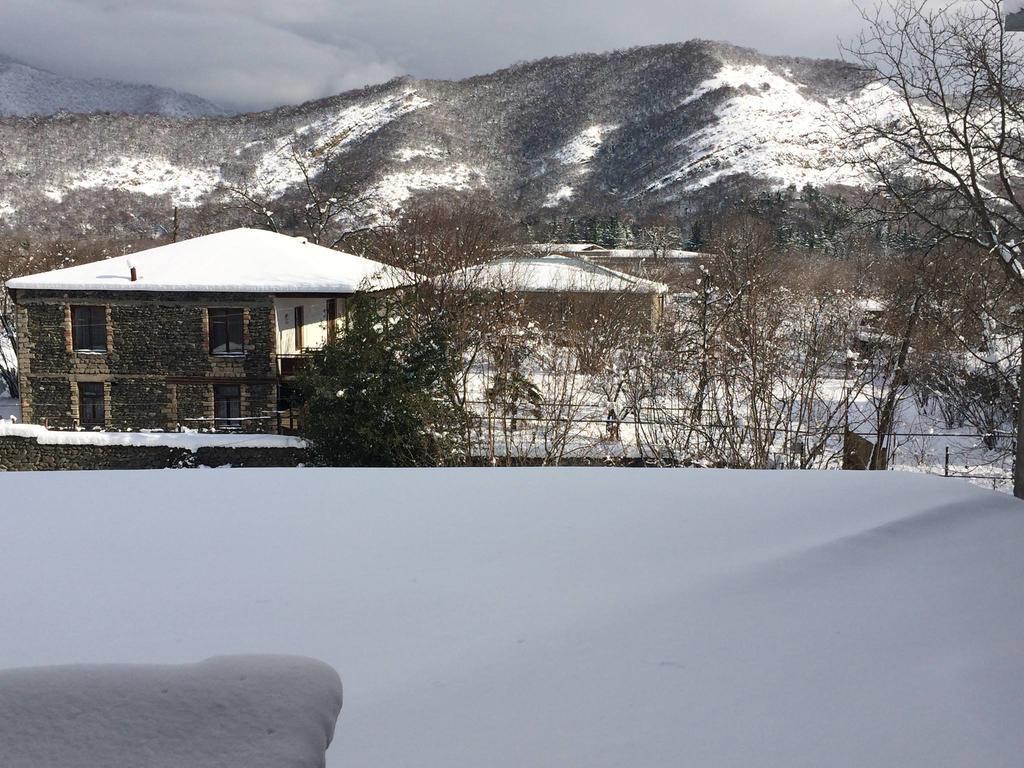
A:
6,228,410,433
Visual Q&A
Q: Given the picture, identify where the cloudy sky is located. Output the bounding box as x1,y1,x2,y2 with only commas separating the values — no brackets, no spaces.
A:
0,0,866,113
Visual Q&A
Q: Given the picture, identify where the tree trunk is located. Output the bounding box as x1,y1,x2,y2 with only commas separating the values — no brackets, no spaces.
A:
1014,354,1024,500
873,295,921,470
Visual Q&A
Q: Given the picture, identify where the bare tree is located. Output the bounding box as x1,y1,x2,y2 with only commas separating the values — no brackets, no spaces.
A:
362,202,518,459
844,0,1024,496
0,237,110,399
229,140,381,248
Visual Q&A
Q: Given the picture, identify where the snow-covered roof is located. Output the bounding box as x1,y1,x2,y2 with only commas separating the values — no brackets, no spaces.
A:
525,243,606,253
5,228,414,294
597,248,704,260
451,255,669,294
0,656,342,768
524,243,704,260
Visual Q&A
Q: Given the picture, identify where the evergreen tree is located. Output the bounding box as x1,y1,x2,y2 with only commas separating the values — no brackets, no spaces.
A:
566,218,582,243
297,293,466,466
686,221,706,250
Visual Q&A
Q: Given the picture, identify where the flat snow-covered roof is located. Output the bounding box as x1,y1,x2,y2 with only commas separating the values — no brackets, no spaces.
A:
5,228,414,294
525,243,604,252
452,255,669,294
524,243,705,260
597,248,704,260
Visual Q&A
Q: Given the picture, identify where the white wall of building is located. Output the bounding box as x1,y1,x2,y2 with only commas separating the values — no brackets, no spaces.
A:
274,298,348,355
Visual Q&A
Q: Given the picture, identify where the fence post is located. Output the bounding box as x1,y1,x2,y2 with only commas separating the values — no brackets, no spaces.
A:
944,445,950,477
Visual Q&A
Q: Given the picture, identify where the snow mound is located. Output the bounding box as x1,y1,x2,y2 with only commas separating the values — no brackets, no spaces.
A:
0,656,342,768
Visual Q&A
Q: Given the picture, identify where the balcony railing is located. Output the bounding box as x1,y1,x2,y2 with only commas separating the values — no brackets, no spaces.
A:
277,354,310,377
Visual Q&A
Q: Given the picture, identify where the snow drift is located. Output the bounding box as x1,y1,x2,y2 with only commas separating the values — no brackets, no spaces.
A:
0,468,1021,767
0,656,342,768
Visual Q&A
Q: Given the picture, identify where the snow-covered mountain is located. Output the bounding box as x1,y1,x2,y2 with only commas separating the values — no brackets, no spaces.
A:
0,41,887,236
0,55,225,118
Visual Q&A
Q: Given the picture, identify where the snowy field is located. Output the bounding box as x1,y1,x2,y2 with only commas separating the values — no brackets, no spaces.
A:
1,468,1022,767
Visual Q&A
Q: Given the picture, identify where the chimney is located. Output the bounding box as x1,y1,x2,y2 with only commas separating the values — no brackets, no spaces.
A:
128,259,138,282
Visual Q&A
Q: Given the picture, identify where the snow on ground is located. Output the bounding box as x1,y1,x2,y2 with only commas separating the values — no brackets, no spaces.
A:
543,184,575,207
1,468,1022,768
648,63,901,193
554,124,618,166
0,656,341,768
48,156,223,207
368,164,485,211
394,146,446,162
544,125,615,207
850,382,1015,492
255,91,431,198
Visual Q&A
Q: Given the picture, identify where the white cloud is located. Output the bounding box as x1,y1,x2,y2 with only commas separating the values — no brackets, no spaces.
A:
0,0,403,112
0,0,865,112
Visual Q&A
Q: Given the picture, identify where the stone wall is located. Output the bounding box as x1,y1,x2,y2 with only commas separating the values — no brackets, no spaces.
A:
24,302,72,375
109,378,171,430
27,378,72,426
0,435,306,471
109,302,211,375
14,289,280,431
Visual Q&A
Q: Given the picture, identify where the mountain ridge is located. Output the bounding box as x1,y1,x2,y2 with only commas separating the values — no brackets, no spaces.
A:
0,40,882,238
0,55,226,119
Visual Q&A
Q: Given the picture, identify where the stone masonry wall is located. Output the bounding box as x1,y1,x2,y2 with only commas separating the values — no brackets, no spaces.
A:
24,302,72,375
109,303,211,375
175,383,211,425
0,436,307,471
15,289,280,431
26,378,73,427
109,378,172,430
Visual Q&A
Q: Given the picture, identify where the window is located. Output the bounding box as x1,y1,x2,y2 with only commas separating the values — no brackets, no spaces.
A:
214,384,241,430
71,306,107,352
209,308,244,355
294,305,304,351
78,382,105,428
326,299,336,343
